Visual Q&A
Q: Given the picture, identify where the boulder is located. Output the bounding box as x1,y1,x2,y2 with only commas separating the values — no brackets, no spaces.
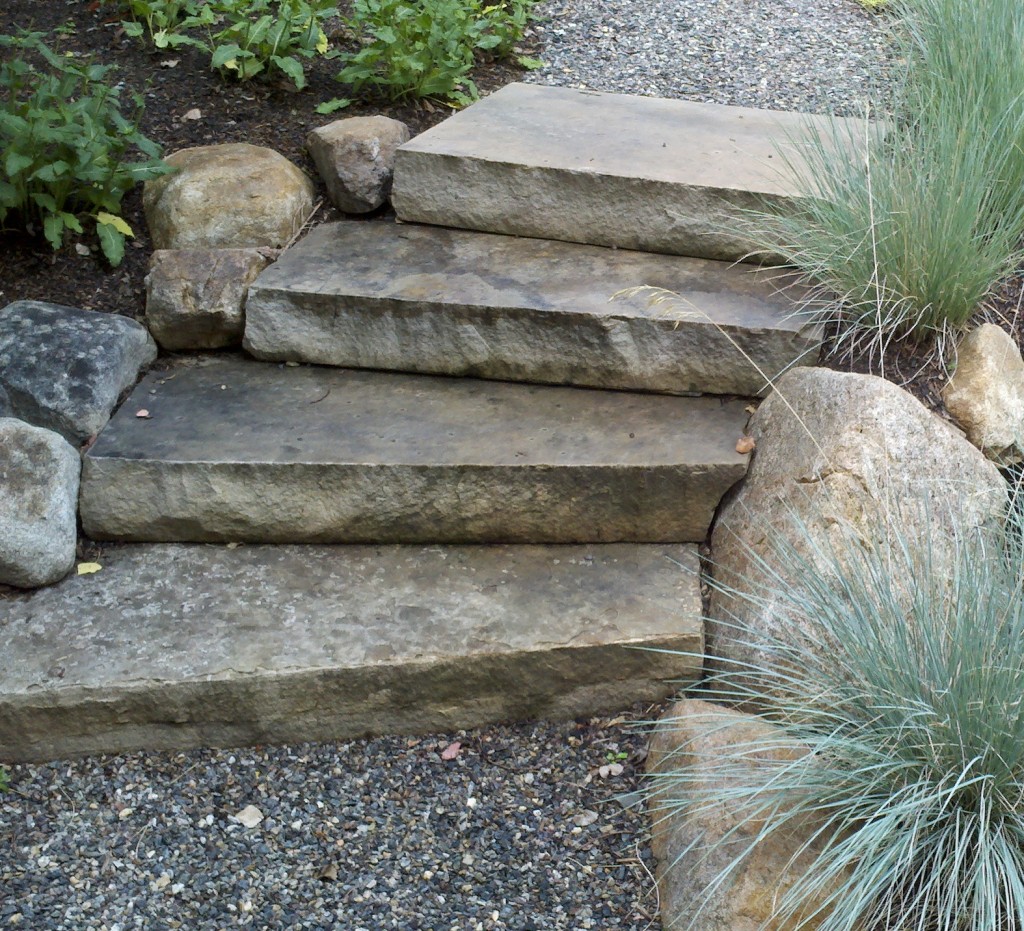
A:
0,418,80,588
647,699,838,931
306,116,411,213
145,249,272,350
143,144,315,250
708,367,1006,677
0,300,157,445
941,323,1024,465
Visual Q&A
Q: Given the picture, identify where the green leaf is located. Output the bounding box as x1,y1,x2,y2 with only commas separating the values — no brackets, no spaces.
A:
43,213,65,249
96,211,134,237
4,151,34,177
96,220,126,267
210,42,243,70
517,55,544,70
272,55,306,89
315,97,353,114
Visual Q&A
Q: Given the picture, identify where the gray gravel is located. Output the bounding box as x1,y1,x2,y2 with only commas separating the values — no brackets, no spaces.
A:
1,4,893,928
525,0,893,115
2,715,656,930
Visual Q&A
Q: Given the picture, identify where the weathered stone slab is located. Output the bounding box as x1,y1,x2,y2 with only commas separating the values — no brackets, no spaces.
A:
0,542,702,761
392,83,868,262
244,222,818,397
79,356,749,544
146,248,271,350
0,418,80,589
0,300,157,444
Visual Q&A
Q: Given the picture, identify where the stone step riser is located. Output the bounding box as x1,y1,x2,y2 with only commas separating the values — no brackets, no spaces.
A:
2,543,702,762
244,222,818,398
79,357,750,545
391,83,867,263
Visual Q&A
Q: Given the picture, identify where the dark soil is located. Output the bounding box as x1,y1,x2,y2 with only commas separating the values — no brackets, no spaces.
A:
0,0,535,318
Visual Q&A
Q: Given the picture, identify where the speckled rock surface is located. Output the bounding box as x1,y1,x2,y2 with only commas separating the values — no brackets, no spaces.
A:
306,115,411,213
143,144,315,250
942,323,1024,465
0,541,702,762
145,249,271,350
0,418,80,588
0,300,157,444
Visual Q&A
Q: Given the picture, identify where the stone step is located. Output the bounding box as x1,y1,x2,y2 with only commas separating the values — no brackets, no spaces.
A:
79,356,749,544
244,221,818,398
0,542,702,762
392,83,863,263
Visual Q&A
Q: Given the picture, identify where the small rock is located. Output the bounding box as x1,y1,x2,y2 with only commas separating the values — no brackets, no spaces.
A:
942,323,1024,465
232,805,264,828
306,116,411,214
145,249,271,350
0,418,80,588
144,144,315,250
0,300,157,444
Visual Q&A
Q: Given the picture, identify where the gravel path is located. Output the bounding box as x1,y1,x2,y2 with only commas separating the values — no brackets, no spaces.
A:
1,3,890,928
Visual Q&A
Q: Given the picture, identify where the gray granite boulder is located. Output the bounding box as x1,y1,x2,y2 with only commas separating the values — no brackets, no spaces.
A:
942,323,1024,465
708,367,1006,681
0,300,157,444
145,249,271,350
143,144,315,250
306,116,411,213
0,418,80,588
647,699,841,931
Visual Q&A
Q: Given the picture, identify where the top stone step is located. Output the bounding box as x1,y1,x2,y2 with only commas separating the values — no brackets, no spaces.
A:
392,83,859,263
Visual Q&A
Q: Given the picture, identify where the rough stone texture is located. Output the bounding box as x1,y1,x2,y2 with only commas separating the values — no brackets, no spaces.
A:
0,418,80,589
647,699,839,931
79,355,749,544
143,144,315,250
244,221,819,397
145,248,271,350
392,83,871,263
708,368,1007,677
0,542,702,761
306,115,411,213
0,300,157,444
942,323,1024,466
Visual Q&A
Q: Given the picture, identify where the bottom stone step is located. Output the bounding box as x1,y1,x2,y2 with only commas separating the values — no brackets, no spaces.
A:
0,543,702,762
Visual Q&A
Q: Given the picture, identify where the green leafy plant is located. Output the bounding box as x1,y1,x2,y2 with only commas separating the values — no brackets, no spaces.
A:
0,32,170,265
203,0,338,89
649,490,1024,931
325,0,539,109
747,0,1024,356
107,0,215,49
0,766,8,793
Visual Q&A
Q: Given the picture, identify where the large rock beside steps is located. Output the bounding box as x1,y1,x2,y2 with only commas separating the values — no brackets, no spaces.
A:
942,323,1024,465
647,699,839,931
0,418,80,588
145,249,271,350
708,367,1007,680
144,144,315,250
0,300,157,444
306,115,411,213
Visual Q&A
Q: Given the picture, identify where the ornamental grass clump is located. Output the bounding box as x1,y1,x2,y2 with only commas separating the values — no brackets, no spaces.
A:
751,0,1024,356
649,494,1024,931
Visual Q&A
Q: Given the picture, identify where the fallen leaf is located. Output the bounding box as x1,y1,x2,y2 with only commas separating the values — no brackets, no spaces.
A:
151,873,172,891
598,762,624,779
161,59,180,68
75,243,90,256
745,404,758,414
136,409,152,419
735,436,756,454
573,809,599,828
316,862,338,881
77,562,102,575
441,741,461,761
182,108,202,121
232,805,264,828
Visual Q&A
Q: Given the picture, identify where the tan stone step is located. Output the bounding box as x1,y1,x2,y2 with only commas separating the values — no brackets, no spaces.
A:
79,356,750,545
392,83,865,263
244,221,818,397
0,542,702,762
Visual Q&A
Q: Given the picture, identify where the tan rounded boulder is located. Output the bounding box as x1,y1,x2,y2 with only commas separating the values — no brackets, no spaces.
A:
144,144,315,250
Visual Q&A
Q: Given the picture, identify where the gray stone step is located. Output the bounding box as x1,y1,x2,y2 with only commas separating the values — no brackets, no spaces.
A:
244,221,818,397
79,356,749,544
392,83,863,263
0,541,702,762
